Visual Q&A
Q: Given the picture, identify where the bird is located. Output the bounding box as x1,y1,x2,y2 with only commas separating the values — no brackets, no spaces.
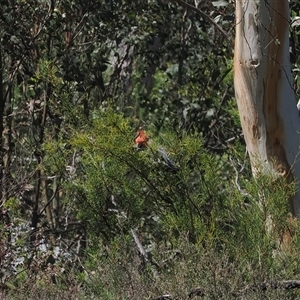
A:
134,128,150,150
134,128,178,172
157,146,178,172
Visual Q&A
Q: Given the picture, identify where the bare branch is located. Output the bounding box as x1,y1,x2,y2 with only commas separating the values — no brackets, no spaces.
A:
242,280,300,293
150,280,300,299
130,229,149,263
170,0,233,47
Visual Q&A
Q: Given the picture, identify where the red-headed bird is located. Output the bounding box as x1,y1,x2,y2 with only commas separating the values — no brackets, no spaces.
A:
134,128,178,172
135,128,150,150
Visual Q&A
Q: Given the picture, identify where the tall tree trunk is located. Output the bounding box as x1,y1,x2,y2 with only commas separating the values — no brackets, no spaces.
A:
234,0,300,215
0,48,3,203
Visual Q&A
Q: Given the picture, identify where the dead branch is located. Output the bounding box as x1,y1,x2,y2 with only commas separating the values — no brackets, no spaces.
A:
151,295,172,300
153,280,300,299
171,0,233,47
130,229,149,264
242,280,300,293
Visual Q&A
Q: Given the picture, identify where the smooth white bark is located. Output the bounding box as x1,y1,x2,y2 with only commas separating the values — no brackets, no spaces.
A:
234,0,300,215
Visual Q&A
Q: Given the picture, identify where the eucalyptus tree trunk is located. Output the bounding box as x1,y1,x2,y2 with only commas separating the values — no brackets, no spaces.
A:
0,48,4,203
234,0,300,215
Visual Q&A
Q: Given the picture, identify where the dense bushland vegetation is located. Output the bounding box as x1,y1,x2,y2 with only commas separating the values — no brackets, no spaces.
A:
1,0,300,299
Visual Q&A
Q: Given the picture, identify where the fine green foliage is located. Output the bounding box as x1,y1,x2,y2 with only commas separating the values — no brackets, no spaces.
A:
1,0,300,298
69,109,230,245
57,110,299,299
3,110,300,298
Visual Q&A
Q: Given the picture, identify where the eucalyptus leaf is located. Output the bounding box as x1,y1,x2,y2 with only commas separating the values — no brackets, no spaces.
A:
291,16,300,27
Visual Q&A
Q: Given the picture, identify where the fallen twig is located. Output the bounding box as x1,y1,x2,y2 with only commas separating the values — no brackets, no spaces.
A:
153,280,300,299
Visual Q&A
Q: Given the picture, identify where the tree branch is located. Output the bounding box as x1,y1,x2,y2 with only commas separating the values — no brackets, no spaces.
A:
242,280,300,293
171,0,233,47
153,280,300,299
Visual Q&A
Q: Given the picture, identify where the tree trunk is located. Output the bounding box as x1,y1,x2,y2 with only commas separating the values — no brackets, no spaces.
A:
0,48,5,203
234,0,300,215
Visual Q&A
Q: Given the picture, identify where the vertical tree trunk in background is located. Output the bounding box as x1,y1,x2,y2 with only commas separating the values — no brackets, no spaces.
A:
234,0,300,215
0,48,5,203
